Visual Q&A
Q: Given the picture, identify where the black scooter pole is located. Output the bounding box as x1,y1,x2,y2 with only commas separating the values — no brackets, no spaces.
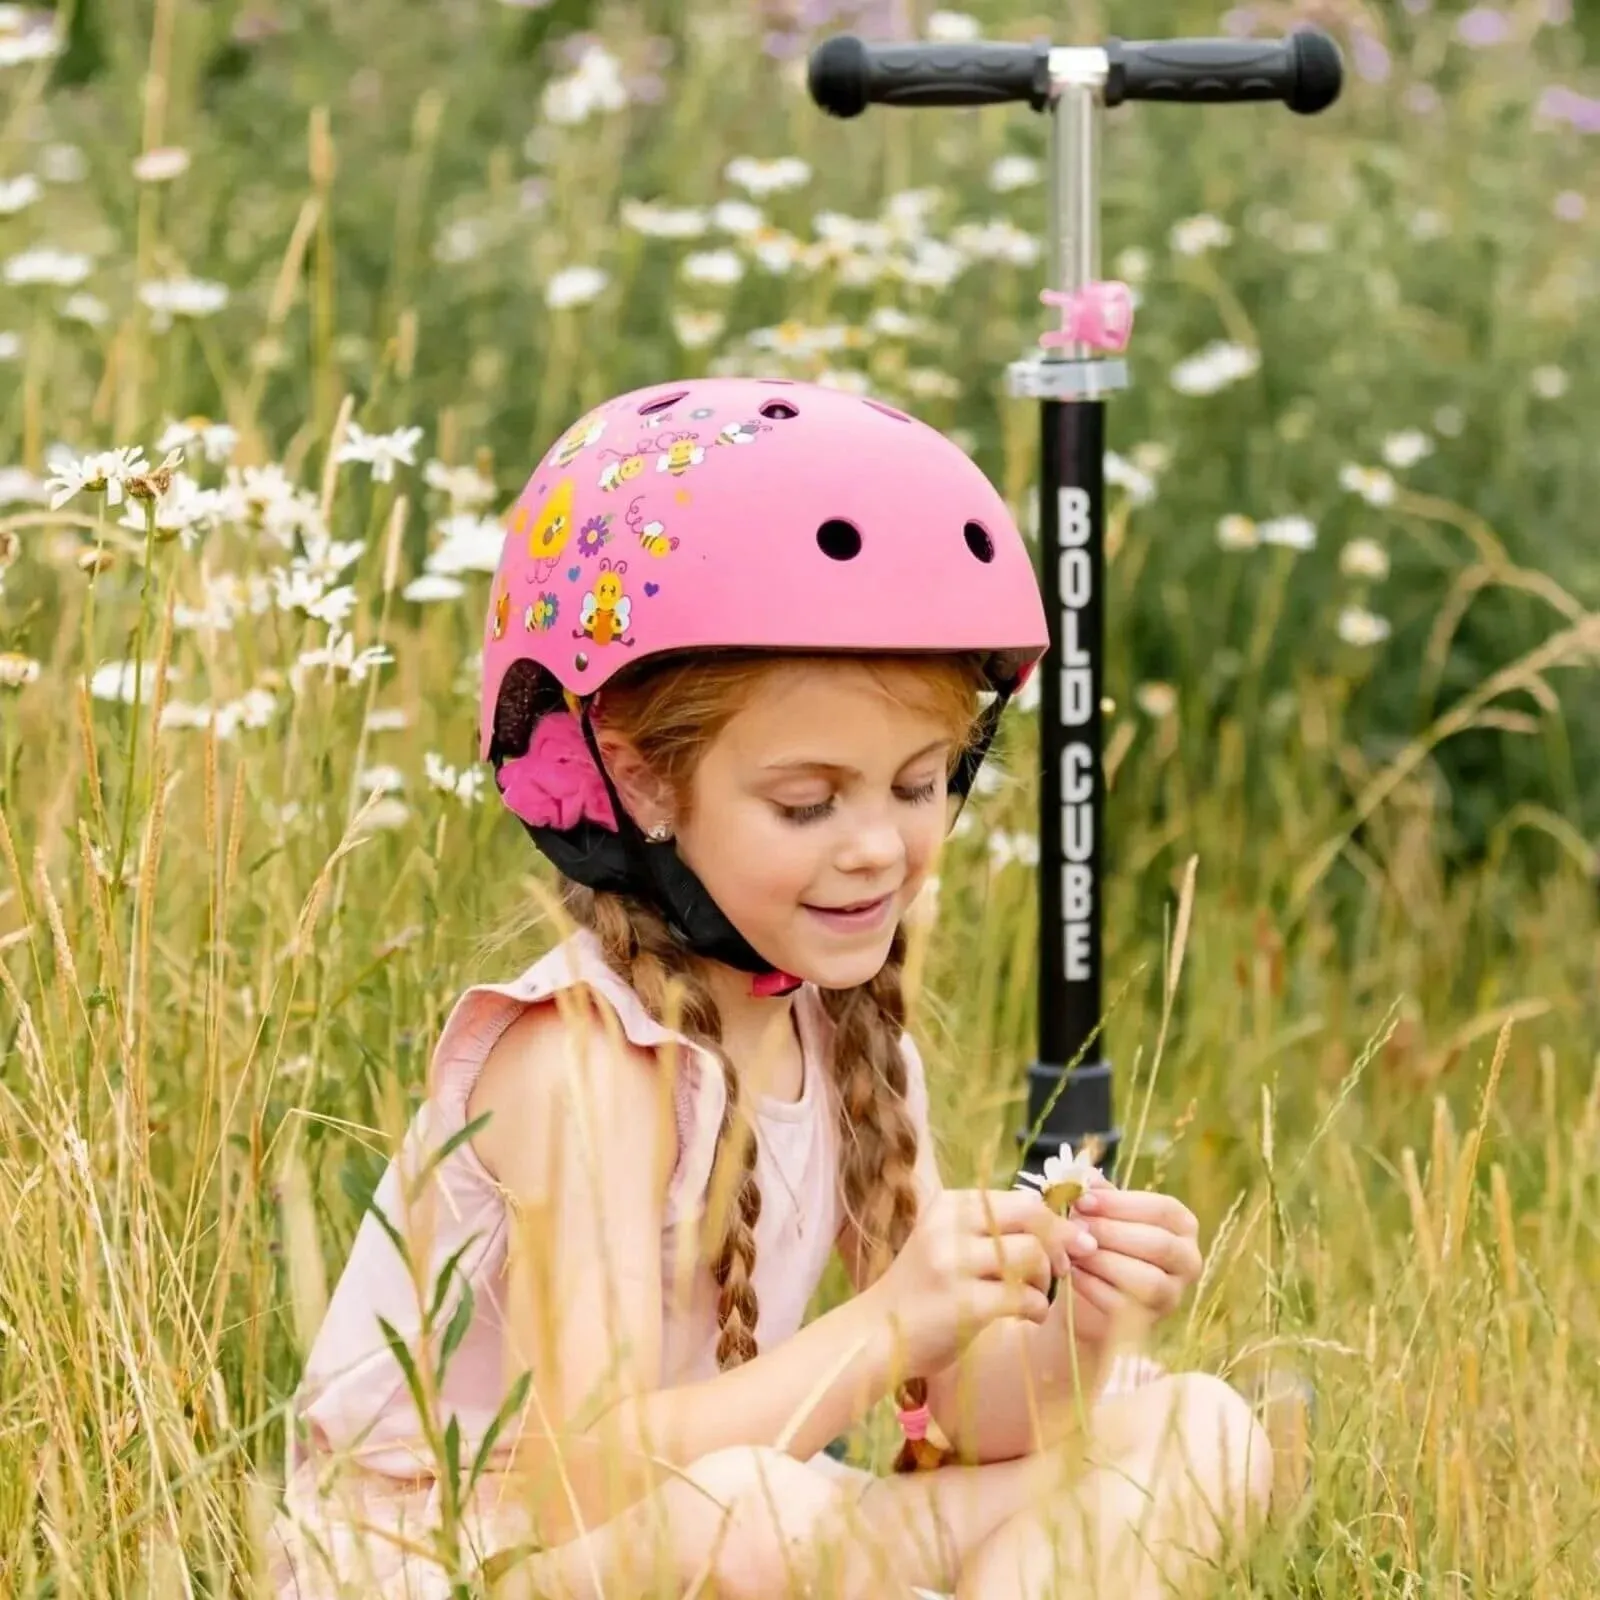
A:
810,31,1343,1182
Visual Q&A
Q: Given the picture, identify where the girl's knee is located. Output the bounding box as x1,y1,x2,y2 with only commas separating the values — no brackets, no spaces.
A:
670,1446,852,1599
1153,1372,1275,1533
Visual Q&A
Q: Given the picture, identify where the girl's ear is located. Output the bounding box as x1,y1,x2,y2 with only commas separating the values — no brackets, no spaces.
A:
595,733,675,835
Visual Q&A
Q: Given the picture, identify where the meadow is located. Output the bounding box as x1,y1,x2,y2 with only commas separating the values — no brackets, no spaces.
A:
1,0,1598,1593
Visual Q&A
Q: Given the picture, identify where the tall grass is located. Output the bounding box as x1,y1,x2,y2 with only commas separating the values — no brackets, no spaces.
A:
1,0,1597,1593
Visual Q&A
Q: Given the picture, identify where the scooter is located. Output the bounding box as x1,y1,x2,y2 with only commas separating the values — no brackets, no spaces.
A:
808,25,1344,1185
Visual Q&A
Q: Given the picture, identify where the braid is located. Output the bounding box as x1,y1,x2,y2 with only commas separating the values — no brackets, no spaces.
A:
562,882,763,1369
821,928,950,1472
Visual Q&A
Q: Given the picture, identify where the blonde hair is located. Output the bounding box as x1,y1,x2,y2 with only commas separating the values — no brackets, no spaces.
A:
560,650,987,1468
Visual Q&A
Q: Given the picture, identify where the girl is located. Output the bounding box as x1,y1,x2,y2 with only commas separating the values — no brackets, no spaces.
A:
273,379,1272,1600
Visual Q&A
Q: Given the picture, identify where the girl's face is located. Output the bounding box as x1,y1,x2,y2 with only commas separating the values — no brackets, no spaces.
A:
673,662,959,990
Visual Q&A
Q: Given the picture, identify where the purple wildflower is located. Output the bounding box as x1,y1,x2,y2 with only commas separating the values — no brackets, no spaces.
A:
1456,6,1512,47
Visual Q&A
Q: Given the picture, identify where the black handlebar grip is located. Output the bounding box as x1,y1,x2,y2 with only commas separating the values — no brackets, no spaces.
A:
808,33,1050,118
1106,32,1343,114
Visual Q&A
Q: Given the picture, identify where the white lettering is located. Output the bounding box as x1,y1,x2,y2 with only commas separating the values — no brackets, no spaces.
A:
1062,863,1092,920
1065,923,1092,982
1058,487,1091,547
1061,743,1093,803
1060,608,1089,666
1061,667,1092,726
1057,486,1095,986
1058,549,1091,606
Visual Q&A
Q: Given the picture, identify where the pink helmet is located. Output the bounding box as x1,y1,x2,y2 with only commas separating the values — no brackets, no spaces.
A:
479,377,1047,977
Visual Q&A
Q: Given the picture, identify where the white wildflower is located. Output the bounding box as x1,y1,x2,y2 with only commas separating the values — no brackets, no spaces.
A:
351,797,410,835
541,43,628,125
1337,606,1392,647
1339,538,1390,580
131,146,190,183
45,446,148,509
156,417,239,464
926,9,982,41
1433,405,1465,438
711,199,764,236
4,247,92,287
290,629,393,690
1381,429,1433,469
139,276,229,319
427,513,504,575
38,143,85,183
357,764,406,795
1530,365,1568,400
1015,1144,1099,1214
336,422,423,483
619,199,709,239
545,265,608,309
1170,213,1233,256
402,572,466,603
1170,341,1259,396
1259,515,1317,551
1339,463,1398,507
0,466,46,506
424,459,497,509
905,368,959,400
1105,452,1156,506
1216,514,1259,551
724,156,812,197
1136,681,1177,718
0,173,41,213
60,292,109,326
89,659,180,705
988,830,1041,871
988,154,1040,193
364,707,411,733
0,330,19,359
951,219,1039,266
682,248,744,286
0,651,41,688
672,308,726,349
1114,246,1151,284
424,750,486,805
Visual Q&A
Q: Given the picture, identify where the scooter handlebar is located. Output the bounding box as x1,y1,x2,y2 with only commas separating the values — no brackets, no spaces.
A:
807,30,1342,119
807,35,1049,118
1106,33,1343,115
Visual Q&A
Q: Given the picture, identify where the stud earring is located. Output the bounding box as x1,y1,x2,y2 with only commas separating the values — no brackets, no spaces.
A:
646,822,673,843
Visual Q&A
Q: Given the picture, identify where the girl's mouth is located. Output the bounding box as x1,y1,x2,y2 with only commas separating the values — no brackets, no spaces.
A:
803,894,894,934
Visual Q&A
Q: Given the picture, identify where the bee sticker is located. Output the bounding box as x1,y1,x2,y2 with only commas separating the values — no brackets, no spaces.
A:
626,495,678,559
655,432,706,477
524,592,559,632
575,559,635,648
717,419,768,447
520,478,576,582
491,583,511,640
598,449,650,492
551,411,607,467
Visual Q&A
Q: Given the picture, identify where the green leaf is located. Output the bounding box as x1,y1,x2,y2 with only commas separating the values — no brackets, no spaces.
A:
469,1369,532,1493
405,1111,493,1203
442,1412,463,1527
377,1315,441,1459
436,1280,475,1386
427,1232,484,1329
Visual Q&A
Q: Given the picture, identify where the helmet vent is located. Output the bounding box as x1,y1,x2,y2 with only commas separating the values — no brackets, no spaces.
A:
759,399,800,420
963,521,996,564
816,519,862,561
638,391,687,415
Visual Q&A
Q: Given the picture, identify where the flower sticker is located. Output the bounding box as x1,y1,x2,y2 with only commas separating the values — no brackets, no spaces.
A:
491,584,510,640
498,711,618,831
575,513,613,558
524,592,559,632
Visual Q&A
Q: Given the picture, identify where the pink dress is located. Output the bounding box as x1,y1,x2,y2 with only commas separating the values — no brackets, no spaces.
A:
271,929,922,1598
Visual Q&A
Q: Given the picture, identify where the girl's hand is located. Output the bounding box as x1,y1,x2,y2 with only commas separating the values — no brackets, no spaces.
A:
1055,1180,1203,1346
867,1188,1100,1375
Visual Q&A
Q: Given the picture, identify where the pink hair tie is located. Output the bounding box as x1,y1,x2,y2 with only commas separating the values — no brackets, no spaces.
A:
897,1403,931,1444
1038,281,1135,355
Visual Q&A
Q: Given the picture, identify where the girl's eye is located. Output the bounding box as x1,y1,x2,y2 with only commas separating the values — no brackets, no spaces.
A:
896,779,939,806
779,798,836,825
